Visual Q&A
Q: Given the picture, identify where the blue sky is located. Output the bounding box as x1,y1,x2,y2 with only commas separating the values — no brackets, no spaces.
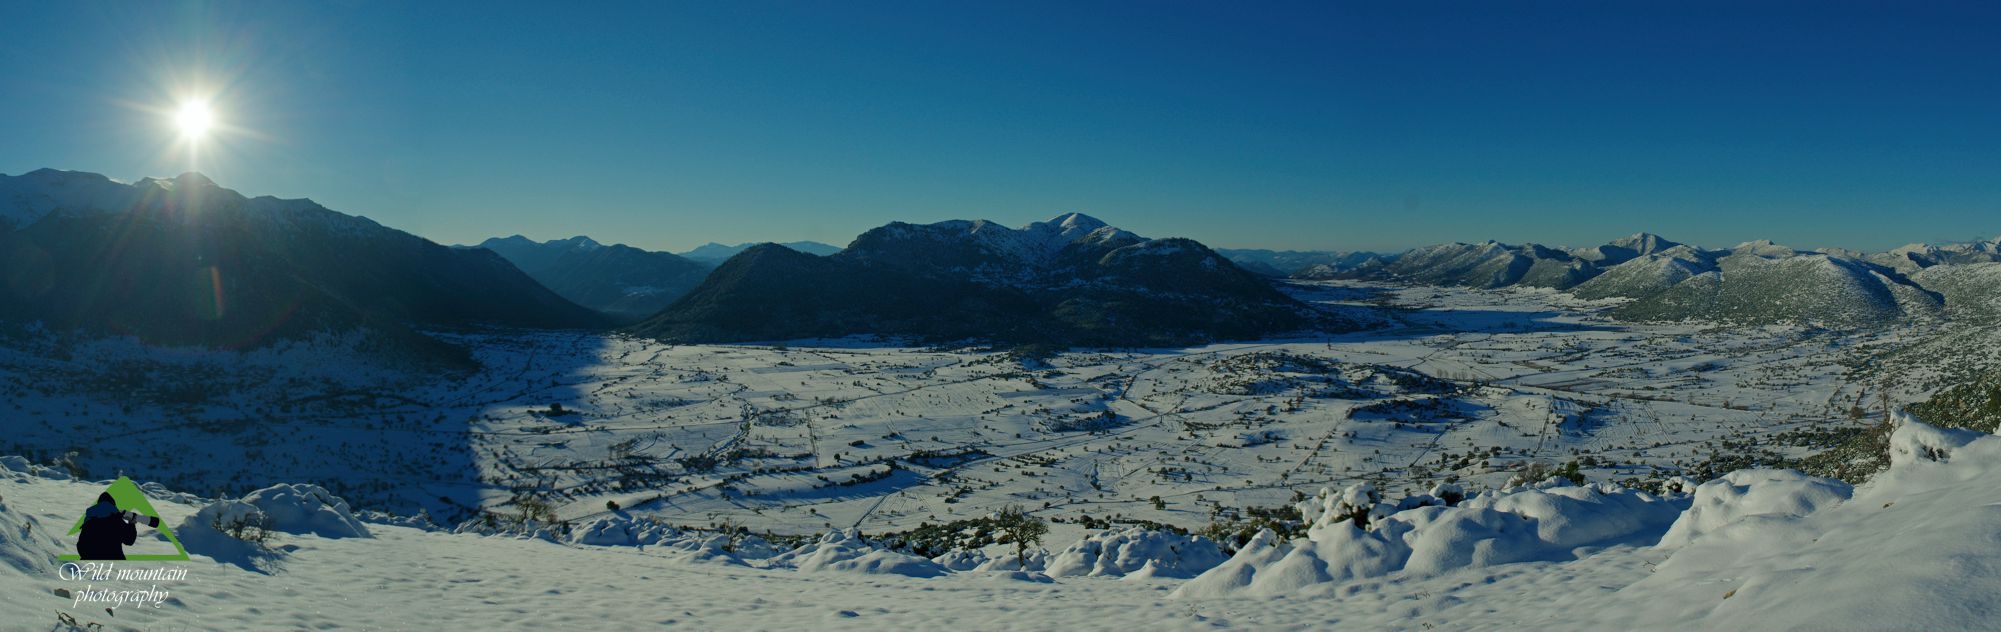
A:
2,1,1997,253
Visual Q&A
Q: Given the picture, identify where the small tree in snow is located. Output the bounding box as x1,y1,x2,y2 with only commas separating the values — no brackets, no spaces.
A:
214,509,273,543
994,504,1047,564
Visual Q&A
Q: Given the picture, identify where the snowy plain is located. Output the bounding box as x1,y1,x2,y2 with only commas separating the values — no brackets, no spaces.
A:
0,282,1918,533
3,280,1996,630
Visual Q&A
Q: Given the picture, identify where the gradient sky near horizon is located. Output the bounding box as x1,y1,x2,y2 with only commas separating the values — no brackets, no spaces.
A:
3,1,1998,254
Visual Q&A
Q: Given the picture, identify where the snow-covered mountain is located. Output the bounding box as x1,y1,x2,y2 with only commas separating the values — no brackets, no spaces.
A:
473,235,606,272
472,235,711,322
0,169,605,364
1356,240,1593,289
0,168,99,225
1867,237,2001,273
832,213,1148,285
1911,262,2001,322
1571,232,1682,265
1579,239,1952,327
1566,245,1713,300
678,240,842,265
1610,252,1942,326
1331,232,2001,327
629,213,1335,346
1336,233,1676,291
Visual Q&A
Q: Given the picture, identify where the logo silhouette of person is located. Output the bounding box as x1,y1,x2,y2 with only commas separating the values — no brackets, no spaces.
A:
76,492,137,560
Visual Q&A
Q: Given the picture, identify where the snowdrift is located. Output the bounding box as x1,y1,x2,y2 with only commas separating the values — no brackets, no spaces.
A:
175,484,370,570
934,533,1205,577
238,483,371,539
771,529,947,578
0,483,64,574
0,455,73,482
176,500,283,571
566,513,753,565
1043,526,1229,579
931,549,989,571
969,549,1049,573
569,513,683,547
1655,469,1851,548
1176,479,1690,598
1605,416,2001,629
1176,415,2001,631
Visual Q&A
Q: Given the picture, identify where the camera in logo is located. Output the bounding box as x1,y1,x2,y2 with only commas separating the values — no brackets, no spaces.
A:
122,511,161,529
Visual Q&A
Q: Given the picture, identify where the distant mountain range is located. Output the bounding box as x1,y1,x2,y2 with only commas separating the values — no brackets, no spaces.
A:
1215,249,1389,278
0,169,606,366
1865,240,2001,273
1326,232,2001,327
0,169,1353,353
10,167,1994,348
628,214,1336,347
678,241,841,265
470,236,710,322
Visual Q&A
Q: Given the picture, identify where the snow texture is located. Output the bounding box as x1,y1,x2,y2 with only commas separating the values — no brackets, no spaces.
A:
1043,527,1228,579
1175,479,1687,598
238,484,371,539
772,529,948,578
5,417,2001,629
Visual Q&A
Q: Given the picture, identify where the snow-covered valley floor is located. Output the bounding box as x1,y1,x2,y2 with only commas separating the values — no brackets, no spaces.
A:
2,282,1941,535
4,281,1999,629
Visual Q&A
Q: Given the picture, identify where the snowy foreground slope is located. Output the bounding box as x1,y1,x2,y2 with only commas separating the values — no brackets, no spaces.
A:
6,417,2000,630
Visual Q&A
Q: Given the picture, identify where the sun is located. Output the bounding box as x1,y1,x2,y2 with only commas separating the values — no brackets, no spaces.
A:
174,99,215,139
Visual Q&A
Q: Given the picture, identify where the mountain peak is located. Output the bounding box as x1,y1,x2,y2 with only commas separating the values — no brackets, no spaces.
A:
730,242,812,263
1609,232,1679,255
3,168,267,230
633,216,1313,346
19,167,112,183
680,240,841,263
1015,213,1135,253
1045,212,1107,231
479,234,607,252
1730,239,1800,258
554,235,603,250
134,172,219,191
174,171,217,186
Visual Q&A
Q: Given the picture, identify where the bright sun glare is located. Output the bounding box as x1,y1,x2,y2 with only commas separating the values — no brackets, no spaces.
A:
174,100,215,139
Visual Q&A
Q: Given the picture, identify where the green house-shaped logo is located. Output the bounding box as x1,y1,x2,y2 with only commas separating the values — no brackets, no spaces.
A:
61,476,190,561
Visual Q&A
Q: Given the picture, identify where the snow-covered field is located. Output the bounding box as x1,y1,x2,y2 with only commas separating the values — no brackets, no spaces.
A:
4,280,1997,629
7,416,2000,630
0,282,1923,532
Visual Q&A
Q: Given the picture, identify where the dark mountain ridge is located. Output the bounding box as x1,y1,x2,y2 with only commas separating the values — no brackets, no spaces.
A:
678,240,842,265
629,214,1336,347
473,235,711,322
0,169,606,367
